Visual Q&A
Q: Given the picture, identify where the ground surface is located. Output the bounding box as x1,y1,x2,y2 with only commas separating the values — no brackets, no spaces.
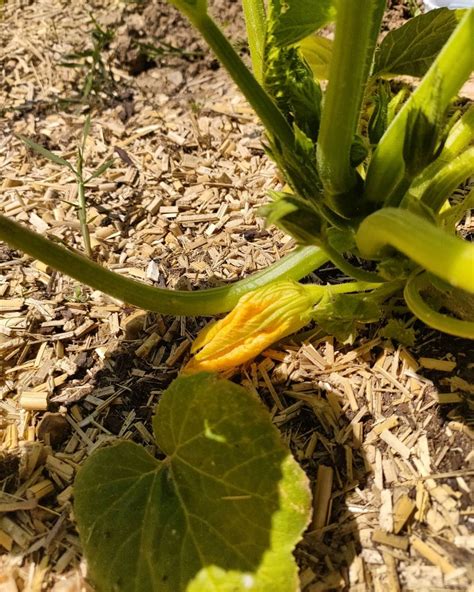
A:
0,1,473,591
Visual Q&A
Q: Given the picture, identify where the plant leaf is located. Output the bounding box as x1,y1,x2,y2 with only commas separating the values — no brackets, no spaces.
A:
17,134,76,174
269,0,335,47
74,373,311,592
373,9,461,78
85,158,114,183
380,318,416,347
261,192,323,244
264,44,322,141
298,35,332,80
167,0,207,19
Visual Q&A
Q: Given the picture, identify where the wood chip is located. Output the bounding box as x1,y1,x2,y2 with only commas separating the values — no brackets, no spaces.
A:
393,495,416,534
372,530,409,550
379,430,411,460
311,465,333,531
135,332,162,358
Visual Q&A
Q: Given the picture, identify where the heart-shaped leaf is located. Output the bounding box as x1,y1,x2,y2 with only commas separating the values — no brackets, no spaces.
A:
74,373,311,592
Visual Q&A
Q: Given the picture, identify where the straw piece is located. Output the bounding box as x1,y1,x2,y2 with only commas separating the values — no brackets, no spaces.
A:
379,430,411,460
373,530,409,550
411,536,456,574
0,528,13,551
19,391,48,411
418,358,456,372
135,332,162,358
311,465,334,531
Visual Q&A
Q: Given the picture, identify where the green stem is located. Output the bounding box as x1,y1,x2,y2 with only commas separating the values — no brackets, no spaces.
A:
356,208,474,293
411,105,474,199
440,187,474,230
404,272,474,338
242,0,266,82
316,0,384,209
383,173,413,208
369,280,404,303
0,214,328,316
420,146,474,213
322,240,387,283
365,9,474,204
306,280,383,301
443,104,474,155
190,12,294,152
76,154,93,258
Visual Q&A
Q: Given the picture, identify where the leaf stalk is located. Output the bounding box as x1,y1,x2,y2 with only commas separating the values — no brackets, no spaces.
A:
0,214,328,316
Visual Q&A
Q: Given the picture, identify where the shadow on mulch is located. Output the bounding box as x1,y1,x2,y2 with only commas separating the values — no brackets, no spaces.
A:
51,325,369,590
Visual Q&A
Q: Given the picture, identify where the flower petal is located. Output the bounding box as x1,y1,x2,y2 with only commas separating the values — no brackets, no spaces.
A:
184,280,320,373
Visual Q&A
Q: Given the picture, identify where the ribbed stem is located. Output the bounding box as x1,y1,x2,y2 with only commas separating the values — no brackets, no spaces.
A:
305,280,383,301
322,241,387,283
242,0,266,82
192,13,295,152
420,147,474,213
316,0,384,211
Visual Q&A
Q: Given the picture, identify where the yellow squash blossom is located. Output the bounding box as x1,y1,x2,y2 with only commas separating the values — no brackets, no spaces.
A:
184,280,321,374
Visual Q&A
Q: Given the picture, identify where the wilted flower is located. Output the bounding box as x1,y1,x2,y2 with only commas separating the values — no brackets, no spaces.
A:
183,280,321,374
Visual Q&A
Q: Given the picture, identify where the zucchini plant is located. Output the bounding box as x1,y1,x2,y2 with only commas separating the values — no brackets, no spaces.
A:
1,2,472,348
1,4,473,590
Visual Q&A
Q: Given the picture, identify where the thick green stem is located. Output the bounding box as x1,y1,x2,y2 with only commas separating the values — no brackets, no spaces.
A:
316,0,384,208
384,174,413,208
443,105,474,155
242,0,266,83
404,272,474,338
356,208,474,293
0,214,328,316
440,188,474,230
365,9,474,204
411,105,474,199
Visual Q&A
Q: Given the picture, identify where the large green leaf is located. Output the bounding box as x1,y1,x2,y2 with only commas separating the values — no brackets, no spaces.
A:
269,0,336,47
74,374,311,592
373,8,462,78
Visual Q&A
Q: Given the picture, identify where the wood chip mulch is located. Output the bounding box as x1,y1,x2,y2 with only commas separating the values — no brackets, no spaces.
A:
0,1,473,590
